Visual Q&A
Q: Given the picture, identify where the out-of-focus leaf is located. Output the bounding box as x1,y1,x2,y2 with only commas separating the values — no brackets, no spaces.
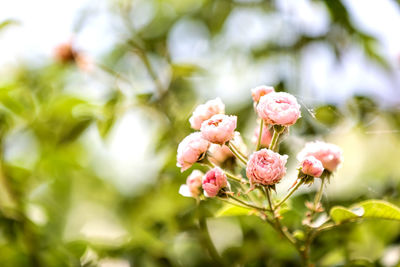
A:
216,205,251,217
330,200,400,224
315,105,341,127
171,64,203,80
346,95,377,124
97,91,122,138
0,19,19,32
58,118,92,144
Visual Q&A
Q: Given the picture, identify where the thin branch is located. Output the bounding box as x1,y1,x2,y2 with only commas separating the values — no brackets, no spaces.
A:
227,142,247,165
275,179,304,208
229,195,272,212
256,120,263,151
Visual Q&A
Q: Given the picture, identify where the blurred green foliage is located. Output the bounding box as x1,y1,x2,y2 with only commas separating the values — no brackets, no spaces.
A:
1,0,400,266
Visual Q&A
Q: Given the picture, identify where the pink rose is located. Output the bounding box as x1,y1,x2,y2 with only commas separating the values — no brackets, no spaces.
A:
301,156,324,177
208,144,232,164
257,92,301,126
177,132,210,172
186,170,204,197
246,149,288,186
252,122,273,148
297,141,342,172
209,132,247,164
189,98,225,130
200,114,237,144
251,85,275,102
202,167,228,197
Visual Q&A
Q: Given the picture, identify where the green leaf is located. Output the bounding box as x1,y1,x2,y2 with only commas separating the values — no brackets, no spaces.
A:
330,206,359,223
357,200,400,220
329,200,400,224
216,205,251,217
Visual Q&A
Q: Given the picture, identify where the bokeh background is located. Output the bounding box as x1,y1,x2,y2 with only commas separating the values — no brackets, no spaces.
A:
1,0,400,266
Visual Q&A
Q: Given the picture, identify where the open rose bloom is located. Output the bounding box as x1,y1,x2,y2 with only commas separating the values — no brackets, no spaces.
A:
189,98,225,130
301,156,324,178
202,167,228,197
251,85,275,103
177,132,209,172
200,114,237,144
297,141,342,172
257,92,301,126
246,149,288,186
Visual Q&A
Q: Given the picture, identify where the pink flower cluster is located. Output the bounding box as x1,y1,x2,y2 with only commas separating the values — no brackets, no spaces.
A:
177,85,343,201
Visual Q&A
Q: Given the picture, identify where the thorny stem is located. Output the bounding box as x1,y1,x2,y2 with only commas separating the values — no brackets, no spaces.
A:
275,179,305,208
256,120,264,151
227,142,247,165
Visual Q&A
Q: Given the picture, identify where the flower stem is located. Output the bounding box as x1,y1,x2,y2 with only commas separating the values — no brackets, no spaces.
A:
313,177,325,209
229,195,271,212
256,120,264,151
269,126,284,152
230,141,248,160
227,142,247,165
275,179,304,208
200,157,248,184
263,187,297,245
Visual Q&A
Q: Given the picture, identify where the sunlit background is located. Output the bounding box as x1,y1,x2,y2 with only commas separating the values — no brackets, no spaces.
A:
0,0,400,266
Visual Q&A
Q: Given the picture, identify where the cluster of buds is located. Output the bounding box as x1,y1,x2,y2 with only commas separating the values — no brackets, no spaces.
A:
177,85,343,206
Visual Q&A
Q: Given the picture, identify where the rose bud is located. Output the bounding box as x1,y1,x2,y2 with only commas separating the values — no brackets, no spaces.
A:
246,149,288,186
186,170,204,197
177,132,210,172
297,141,342,172
200,114,237,145
252,122,273,148
189,98,225,130
202,167,228,197
301,156,324,178
54,42,77,63
257,92,301,126
251,85,274,103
